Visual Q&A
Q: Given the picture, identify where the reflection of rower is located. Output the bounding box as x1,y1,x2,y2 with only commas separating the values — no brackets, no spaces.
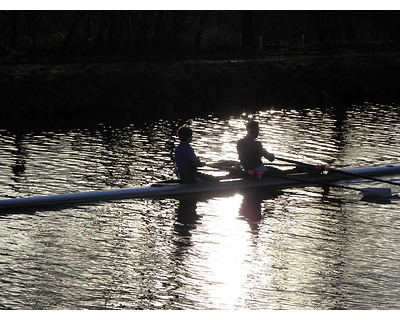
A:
176,197,199,225
239,192,263,226
239,190,282,229
173,197,200,264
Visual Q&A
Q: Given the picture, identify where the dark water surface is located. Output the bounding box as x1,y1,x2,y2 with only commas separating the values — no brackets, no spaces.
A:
1,104,400,309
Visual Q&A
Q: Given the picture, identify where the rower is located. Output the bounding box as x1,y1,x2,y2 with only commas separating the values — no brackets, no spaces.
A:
237,120,281,177
175,126,216,183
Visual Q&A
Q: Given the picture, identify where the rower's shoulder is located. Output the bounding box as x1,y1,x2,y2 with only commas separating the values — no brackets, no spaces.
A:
175,142,190,149
237,137,260,145
175,143,195,157
237,136,249,144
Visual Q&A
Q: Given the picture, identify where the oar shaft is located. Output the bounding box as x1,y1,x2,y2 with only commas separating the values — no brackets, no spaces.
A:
275,156,400,187
329,168,400,187
275,156,313,167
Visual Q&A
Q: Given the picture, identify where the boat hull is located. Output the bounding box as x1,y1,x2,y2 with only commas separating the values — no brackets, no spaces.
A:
1,165,400,210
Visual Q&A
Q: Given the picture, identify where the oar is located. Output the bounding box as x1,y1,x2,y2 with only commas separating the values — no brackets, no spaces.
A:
207,160,391,198
206,160,289,171
263,171,392,198
275,156,400,188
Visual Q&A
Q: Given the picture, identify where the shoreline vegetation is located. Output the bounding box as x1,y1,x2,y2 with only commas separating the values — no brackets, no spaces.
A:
1,47,400,129
2,11,400,129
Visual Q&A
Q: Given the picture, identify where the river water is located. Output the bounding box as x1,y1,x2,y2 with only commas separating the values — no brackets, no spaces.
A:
1,104,400,310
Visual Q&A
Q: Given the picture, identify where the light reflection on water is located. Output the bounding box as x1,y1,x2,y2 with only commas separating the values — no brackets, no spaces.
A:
1,104,400,309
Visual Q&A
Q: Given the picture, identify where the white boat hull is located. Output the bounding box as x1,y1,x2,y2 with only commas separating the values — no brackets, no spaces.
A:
1,165,400,210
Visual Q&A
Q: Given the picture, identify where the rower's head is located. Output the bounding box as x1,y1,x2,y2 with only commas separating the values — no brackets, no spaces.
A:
246,121,260,138
177,126,193,143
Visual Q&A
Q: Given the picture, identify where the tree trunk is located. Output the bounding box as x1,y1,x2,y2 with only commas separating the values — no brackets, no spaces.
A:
95,12,108,48
194,11,207,59
9,11,19,48
241,10,254,47
64,11,84,49
342,12,356,42
135,11,152,53
26,11,38,50
153,10,167,48
166,11,186,50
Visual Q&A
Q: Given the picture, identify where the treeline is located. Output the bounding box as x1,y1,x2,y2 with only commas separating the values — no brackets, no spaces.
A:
1,10,400,59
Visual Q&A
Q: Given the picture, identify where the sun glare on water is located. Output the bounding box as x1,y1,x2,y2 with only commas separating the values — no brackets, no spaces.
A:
189,194,271,308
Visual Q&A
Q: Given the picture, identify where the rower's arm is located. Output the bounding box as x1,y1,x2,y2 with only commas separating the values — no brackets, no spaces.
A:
189,148,205,167
197,161,206,167
262,149,275,162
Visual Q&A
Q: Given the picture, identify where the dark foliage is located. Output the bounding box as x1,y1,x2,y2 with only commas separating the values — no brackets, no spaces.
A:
1,10,400,61
2,10,400,129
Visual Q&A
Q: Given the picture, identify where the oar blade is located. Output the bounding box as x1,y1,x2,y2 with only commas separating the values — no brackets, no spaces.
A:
361,188,392,198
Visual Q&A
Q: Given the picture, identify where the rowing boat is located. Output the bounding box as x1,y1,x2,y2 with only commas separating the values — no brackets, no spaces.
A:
0,164,400,210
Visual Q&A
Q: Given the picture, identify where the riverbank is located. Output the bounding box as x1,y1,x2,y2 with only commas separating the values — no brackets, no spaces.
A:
1,50,400,128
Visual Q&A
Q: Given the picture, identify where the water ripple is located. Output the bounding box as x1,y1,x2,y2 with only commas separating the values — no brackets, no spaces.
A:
1,104,400,309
